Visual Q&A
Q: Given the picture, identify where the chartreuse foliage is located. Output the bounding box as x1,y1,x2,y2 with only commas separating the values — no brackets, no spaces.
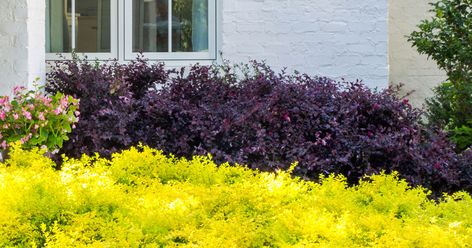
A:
0,144,471,247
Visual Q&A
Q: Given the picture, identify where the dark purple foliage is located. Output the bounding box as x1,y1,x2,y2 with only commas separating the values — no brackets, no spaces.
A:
47,58,471,196
46,56,169,158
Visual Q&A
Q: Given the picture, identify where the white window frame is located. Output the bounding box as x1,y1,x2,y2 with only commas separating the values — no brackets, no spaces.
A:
46,0,217,62
46,0,119,61
123,0,217,61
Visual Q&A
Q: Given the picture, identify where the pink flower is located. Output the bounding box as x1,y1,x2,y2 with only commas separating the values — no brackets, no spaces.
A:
13,113,19,120
22,110,32,120
72,124,76,129
74,111,80,116
41,97,52,106
3,124,9,129
19,133,32,144
13,86,25,95
3,103,11,113
0,96,8,106
0,140,7,149
38,112,45,121
54,107,63,115
0,111,5,121
60,97,69,108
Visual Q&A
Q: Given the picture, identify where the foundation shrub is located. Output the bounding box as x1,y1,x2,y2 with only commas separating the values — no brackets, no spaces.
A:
138,63,467,194
47,59,470,195
46,56,169,158
0,145,471,247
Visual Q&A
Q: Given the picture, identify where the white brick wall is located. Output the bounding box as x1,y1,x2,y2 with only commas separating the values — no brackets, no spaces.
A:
0,0,388,93
220,0,389,88
0,0,45,96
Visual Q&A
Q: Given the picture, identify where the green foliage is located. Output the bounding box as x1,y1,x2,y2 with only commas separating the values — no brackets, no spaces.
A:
408,0,472,149
0,85,79,152
0,146,471,247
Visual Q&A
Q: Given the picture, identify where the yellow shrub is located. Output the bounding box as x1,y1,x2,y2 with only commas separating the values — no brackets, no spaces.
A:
0,145,471,247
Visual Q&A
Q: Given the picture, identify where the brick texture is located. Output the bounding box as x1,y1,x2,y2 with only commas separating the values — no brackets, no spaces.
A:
220,0,388,88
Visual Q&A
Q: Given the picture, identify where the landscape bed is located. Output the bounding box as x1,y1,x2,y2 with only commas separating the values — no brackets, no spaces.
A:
1,145,471,247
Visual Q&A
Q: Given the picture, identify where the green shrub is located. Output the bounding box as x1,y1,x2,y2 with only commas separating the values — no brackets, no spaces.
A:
0,145,471,247
408,0,472,150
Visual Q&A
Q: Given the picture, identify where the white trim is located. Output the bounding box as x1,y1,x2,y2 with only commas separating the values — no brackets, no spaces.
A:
71,0,76,49
46,0,119,61
168,0,172,53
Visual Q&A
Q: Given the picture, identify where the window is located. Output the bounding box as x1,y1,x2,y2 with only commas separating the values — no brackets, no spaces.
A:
46,0,216,62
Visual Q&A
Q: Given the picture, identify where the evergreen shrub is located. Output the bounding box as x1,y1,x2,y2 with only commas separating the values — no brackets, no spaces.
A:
47,59,472,195
0,145,471,247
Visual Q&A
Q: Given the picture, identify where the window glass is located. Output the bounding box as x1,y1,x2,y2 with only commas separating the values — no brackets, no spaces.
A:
75,0,111,53
46,0,71,53
132,0,209,53
46,0,111,53
172,0,208,52
132,0,169,52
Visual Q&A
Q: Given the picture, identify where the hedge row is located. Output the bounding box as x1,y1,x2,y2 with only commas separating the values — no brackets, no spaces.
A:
1,145,471,247
46,58,472,195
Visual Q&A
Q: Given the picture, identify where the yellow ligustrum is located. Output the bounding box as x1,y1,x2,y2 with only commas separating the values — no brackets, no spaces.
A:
0,145,470,247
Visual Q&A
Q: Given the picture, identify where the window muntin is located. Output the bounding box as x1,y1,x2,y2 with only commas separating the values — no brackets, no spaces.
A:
46,0,216,62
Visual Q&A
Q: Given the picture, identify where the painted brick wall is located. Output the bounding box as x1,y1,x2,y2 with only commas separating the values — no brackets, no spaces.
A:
220,0,389,88
0,0,45,96
0,0,29,95
389,0,447,107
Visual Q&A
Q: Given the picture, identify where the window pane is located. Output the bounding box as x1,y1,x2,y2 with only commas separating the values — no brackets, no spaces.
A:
133,0,169,52
46,0,71,53
172,0,208,52
46,0,111,53
75,0,111,53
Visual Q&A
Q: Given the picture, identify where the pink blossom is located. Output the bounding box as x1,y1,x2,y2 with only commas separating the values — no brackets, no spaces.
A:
0,140,7,149
60,97,69,108
0,96,8,106
22,110,32,120
3,124,9,129
13,113,19,120
41,97,52,106
19,133,32,144
54,107,63,115
0,111,5,121
13,86,25,95
34,124,39,129
74,111,80,116
38,112,45,121
72,124,76,129
3,104,11,113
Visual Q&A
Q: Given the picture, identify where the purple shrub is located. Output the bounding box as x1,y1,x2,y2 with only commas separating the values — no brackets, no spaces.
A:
47,59,471,195
46,56,169,158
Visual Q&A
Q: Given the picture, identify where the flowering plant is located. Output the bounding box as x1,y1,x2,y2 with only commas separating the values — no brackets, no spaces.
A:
0,86,79,152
